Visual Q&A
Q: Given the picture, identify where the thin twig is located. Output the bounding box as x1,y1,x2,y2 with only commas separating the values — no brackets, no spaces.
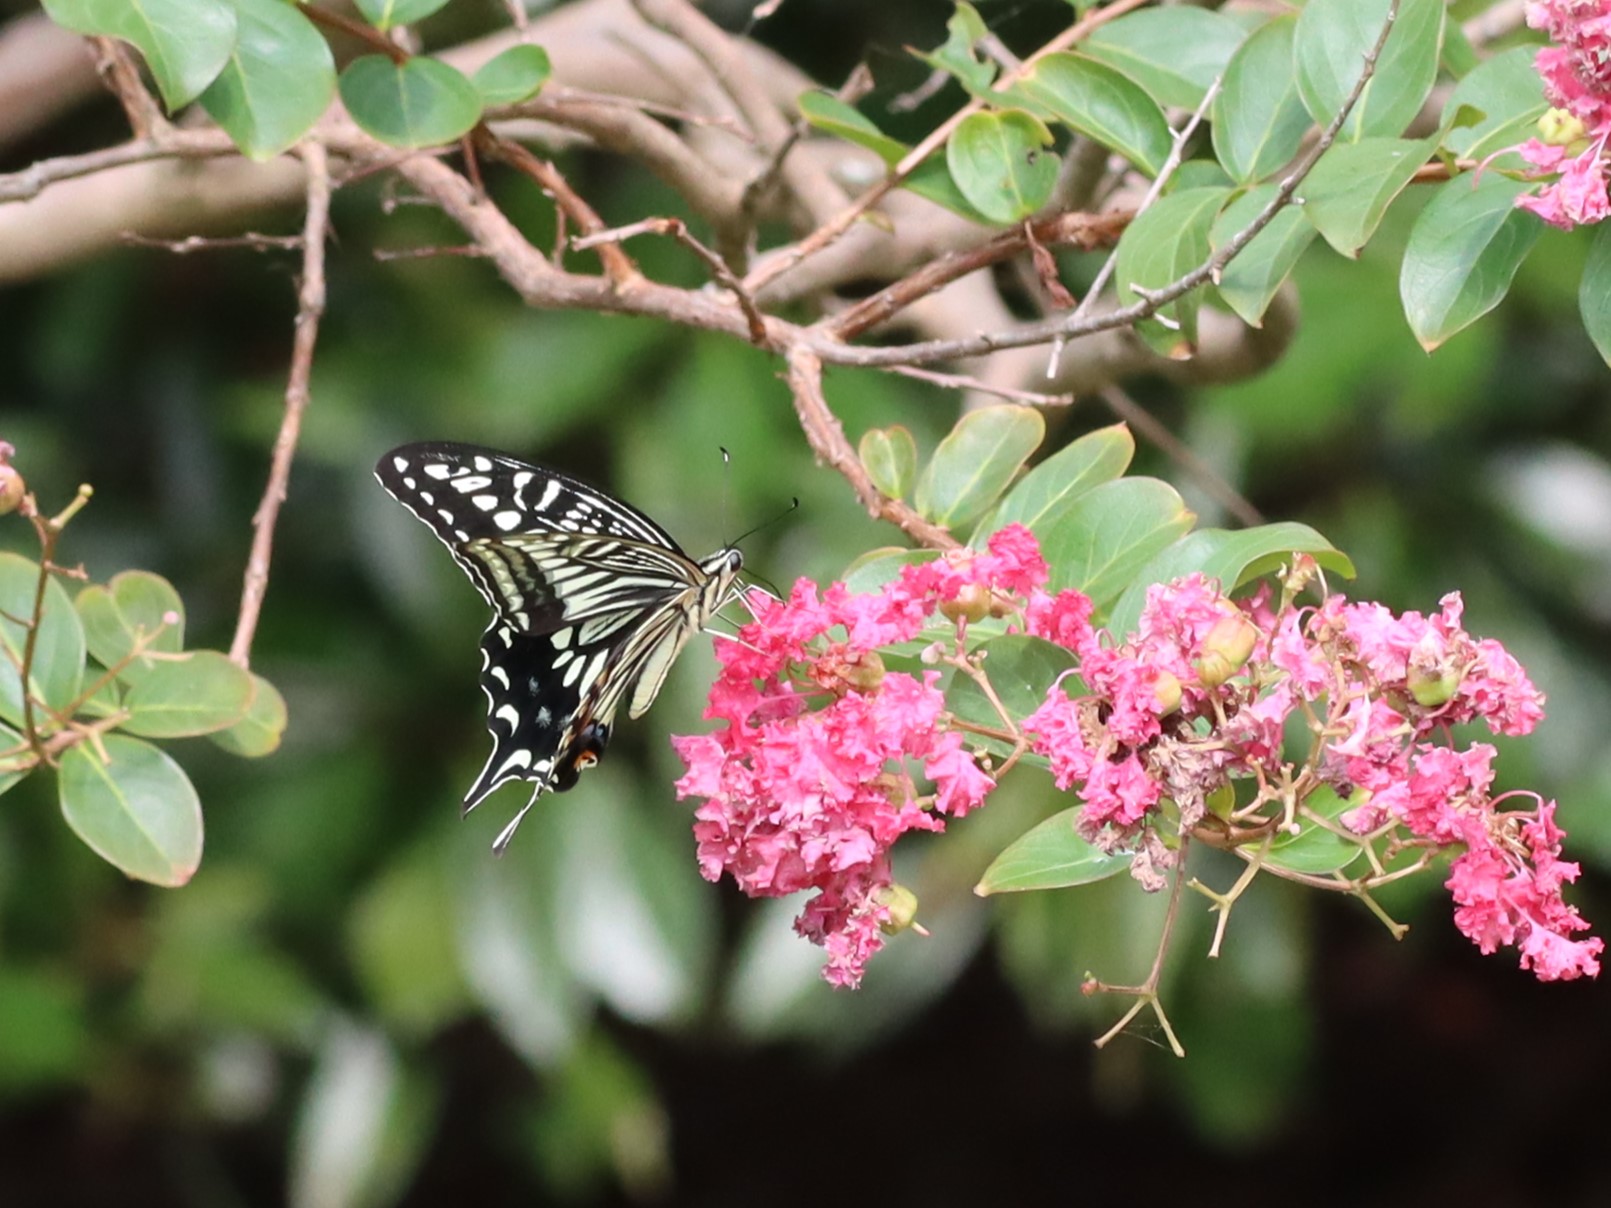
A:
742,0,1151,294
0,128,237,204
573,216,770,344
90,36,166,139
373,243,489,262
229,141,331,669
829,210,1126,341
299,4,408,63
887,365,1074,408
786,347,959,550
472,126,640,288
119,231,304,255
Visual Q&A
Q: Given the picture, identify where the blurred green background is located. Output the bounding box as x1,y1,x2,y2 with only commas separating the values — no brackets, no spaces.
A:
3,1,1610,1204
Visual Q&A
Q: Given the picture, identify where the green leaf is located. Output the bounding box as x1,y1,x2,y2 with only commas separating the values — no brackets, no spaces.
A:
42,0,236,109
918,1,995,96
1212,185,1318,326
914,404,1045,529
58,734,203,887
1440,46,1548,160
0,552,86,730
904,152,994,223
976,807,1130,894
1268,786,1364,875
338,55,483,149
1294,0,1445,141
859,426,919,501
1107,524,1354,639
798,91,905,163
1213,16,1309,186
1081,7,1247,110
473,44,551,106
946,110,1058,225
121,651,255,738
841,547,938,596
209,671,289,757
1008,53,1172,178
1581,225,1611,368
1036,477,1195,612
976,422,1135,540
1300,135,1437,257
1113,186,1231,355
0,721,29,798
946,635,1076,760
198,0,335,160
1400,173,1540,351
352,0,452,30
75,570,184,684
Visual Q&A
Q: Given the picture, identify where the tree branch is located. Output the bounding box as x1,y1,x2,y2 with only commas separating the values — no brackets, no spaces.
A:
230,141,331,669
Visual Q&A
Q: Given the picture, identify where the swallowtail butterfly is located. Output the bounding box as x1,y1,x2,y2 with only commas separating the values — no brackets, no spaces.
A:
375,442,743,853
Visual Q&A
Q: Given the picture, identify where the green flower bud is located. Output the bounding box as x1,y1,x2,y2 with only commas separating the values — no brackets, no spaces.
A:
1195,616,1257,686
939,583,991,625
876,883,921,934
1539,106,1589,149
1407,663,1459,708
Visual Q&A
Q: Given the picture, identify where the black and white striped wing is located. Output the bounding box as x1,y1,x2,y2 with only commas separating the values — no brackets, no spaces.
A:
375,442,741,852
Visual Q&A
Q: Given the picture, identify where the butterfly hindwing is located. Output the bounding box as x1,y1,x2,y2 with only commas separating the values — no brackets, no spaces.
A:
375,441,743,852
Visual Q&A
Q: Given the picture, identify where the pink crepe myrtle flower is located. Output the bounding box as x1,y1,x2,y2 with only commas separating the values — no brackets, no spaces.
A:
1020,564,1593,982
673,525,1048,987
1515,2,1611,227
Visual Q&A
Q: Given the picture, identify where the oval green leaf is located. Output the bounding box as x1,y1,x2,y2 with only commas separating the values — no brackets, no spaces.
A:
209,671,289,757
946,110,1058,225
1081,7,1248,110
1300,135,1437,257
1400,173,1541,351
1106,523,1355,638
1294,0,1445,141
859,426,918,501
914,404,1045,529
797,91,905,164
76,569,184,683
122,651,255,738
1213,16,1309,186
976,807,1131,895
58,734,203,886
918,1,995,97
975,422,1135,542
339,55,483,150
353,0,452,30
1440,46,1548,160
1008,53,1172,178
1113,186,1231,355
1581,225,1611,368
199,0,335,160
1212,185,1318,326
1037,477,1195,613
42,0,237,109
0,552,86,730
473,44,552,107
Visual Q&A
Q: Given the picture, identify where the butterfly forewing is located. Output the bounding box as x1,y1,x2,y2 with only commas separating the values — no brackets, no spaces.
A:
375,442,743,851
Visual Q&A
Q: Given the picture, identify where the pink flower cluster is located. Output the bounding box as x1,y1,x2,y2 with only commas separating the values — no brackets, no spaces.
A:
1022,571,1600,981
677,519,1598,987
672,526,1046,987
1518,1,1611,228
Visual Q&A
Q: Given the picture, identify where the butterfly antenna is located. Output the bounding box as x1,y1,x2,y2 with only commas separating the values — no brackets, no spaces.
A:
730,496,799,549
